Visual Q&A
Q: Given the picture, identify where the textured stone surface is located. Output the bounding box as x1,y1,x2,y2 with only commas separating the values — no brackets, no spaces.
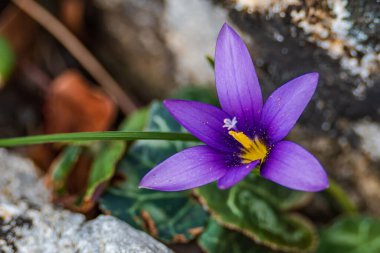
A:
353,121,380,161
92,0,229,101
75,215,172,253
91,0,177,101
0,149,173,253
163,0,227,85
0,148,49,206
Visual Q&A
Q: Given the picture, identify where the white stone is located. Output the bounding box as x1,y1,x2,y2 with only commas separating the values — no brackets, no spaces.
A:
0,149,172,253
353,121,380,161
164,0,228,85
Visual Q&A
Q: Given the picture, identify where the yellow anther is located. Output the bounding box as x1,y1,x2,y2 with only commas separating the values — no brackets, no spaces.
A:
228,131,253,150
228,131,268,164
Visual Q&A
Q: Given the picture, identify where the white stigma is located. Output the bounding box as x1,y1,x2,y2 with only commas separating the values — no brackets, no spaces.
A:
223,117,238,130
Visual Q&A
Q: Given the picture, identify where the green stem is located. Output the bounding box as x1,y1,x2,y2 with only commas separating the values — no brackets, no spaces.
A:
0,131,198,147
326,178,357,214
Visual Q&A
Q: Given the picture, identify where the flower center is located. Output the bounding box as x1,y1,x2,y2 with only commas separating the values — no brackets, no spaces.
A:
228,131,268,164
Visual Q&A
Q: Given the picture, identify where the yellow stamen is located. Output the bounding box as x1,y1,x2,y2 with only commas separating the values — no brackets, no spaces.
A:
228,131,268,164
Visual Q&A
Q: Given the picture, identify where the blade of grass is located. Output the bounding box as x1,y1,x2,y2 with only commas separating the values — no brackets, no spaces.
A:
0,131,198,147
326,178,357,214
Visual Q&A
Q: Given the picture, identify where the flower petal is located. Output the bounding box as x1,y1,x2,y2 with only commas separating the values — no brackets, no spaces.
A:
217,160,260,189
139,146,229,191
260,73,319,143
260,141,328,192
215,23,262,128
164,99,236,152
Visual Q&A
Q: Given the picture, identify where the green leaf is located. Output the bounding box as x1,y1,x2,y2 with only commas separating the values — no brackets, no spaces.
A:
199,219,276,253
119,107,149,131
100,101,208,243
101,188,207,242
84,141,126,201
317,216,380,253
205,55,215,70
51,145,82,192
325,178,357,214
0,36,15,87
243,174,312,211
47,106,170,200
196,175,317,252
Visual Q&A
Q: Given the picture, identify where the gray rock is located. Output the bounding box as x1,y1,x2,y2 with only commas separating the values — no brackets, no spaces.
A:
75,215,172,253
0,148,49,206
92,0,177,100
92,0,229,100
0,149,173,253
353,120,380,161
163,0,227,86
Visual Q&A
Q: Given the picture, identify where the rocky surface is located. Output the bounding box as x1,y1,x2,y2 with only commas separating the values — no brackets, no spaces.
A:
353,121,380,162
91,0,228,101
0,149,173,253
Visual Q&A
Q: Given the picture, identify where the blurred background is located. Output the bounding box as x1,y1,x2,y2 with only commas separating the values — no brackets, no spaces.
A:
0,0,379,252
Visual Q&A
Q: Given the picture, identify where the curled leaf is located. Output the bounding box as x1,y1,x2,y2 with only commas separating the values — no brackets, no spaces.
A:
196,175,317,252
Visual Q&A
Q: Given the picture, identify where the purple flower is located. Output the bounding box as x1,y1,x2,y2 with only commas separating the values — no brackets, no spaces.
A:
139,24,328,192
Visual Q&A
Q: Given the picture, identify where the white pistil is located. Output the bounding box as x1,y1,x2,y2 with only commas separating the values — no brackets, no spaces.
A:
223,117,238,131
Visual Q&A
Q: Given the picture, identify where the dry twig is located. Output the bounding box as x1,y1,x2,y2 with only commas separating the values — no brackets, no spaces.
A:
11,0,138,115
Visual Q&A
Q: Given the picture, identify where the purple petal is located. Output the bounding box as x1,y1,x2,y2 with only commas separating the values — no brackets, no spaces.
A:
215,23,262,128
261,141,328,192
139,146,229,191
164,99,236,152
217,160,260,189
260,73,319,143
